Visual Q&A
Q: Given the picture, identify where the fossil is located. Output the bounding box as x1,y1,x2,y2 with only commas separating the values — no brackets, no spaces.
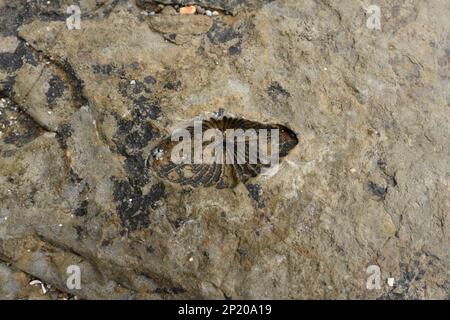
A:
148,116,298,189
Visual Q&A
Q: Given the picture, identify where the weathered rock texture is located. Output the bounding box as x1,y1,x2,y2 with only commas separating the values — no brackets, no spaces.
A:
0,0,449,299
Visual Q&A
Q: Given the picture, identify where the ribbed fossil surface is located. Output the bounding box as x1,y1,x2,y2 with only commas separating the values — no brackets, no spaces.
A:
149,116,298,188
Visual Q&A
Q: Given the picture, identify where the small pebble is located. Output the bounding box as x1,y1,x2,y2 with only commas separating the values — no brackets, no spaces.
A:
149,11,155,16
179,5,196,15
130,80,136,85
205,10,212,17
212,11,219,16
196,6,205,14
161,6,177,15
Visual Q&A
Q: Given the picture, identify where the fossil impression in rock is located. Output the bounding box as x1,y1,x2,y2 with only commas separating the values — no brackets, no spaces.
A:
148,116,298,189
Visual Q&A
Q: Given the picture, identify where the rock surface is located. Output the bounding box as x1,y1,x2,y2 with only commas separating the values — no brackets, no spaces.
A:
0,0,449,299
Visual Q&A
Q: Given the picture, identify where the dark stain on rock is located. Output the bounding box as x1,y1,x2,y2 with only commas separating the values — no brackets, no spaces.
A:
147,182,166,209
377,159,398,187
149,104,161,120
46,74,65,106
55,123,73,149
367,181,387,200
132,81,146,95
228,42,241,55
267,81,290,102
92,63,116,75
144,75,157,85
133,96,161,120
0,75,16,97
125,153,149,187
112,178,151,230
113,115,160,156
0,42,37,72
165,33,177,42
196,46,206,57
207,20,240,44
114,121,166,233
246,183,265,208
118,82,129,97
61,59,89,106
163,80,181,91
74,200,89,217
112,177,166,231
125,126,158,151
68,169,83,184
378,261,426,299
119,76,157,98
66,168,90,217
237,248,247,257
174,218,185,229
73,225,84,241
101,0,121,17
171,287,187,294
2,101,43,147
0,4,30,37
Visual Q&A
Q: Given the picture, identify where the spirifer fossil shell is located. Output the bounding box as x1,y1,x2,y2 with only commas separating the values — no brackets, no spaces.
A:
148,116,299,189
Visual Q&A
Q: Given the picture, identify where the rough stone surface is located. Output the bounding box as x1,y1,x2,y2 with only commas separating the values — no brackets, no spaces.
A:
0,0,449,299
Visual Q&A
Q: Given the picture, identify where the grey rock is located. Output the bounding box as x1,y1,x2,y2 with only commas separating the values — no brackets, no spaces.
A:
0,0,449,300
